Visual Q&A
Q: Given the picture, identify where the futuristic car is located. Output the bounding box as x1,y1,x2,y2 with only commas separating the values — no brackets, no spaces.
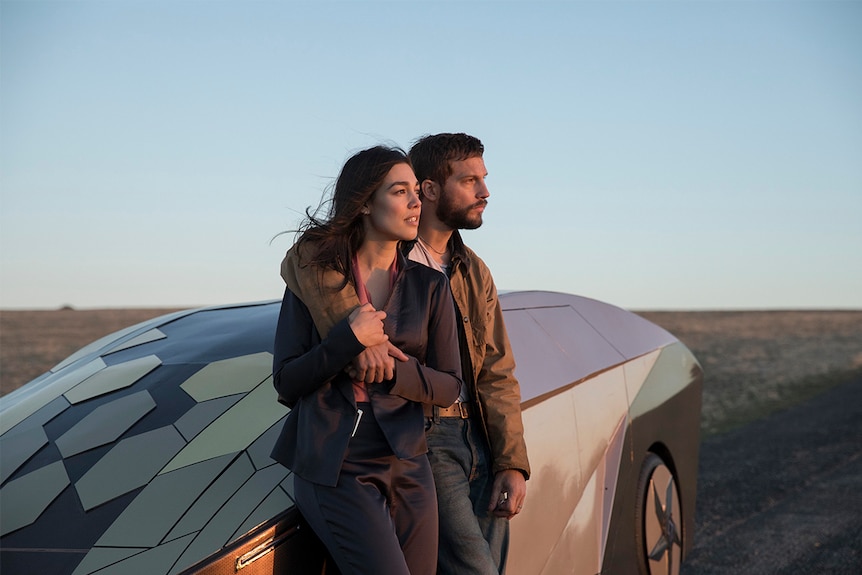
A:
0,291,702,575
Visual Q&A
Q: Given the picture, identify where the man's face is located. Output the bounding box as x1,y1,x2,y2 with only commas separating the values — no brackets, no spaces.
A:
436,156,489,230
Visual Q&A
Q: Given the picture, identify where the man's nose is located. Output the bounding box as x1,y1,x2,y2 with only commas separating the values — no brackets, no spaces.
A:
477,180,490,198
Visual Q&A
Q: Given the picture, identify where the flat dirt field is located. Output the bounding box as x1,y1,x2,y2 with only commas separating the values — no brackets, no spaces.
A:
2,308,862,436
0,308,183,397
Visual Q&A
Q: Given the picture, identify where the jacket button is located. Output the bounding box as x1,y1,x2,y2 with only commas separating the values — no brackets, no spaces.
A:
463,316,469,323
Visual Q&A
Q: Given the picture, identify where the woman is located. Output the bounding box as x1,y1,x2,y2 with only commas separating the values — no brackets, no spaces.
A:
270,146,462,575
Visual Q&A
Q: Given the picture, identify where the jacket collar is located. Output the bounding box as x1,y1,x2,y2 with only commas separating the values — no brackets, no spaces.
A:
402,231,472,275
448,231,472,275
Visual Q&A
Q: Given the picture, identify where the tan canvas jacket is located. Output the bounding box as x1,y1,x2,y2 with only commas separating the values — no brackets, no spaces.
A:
441,232,530,479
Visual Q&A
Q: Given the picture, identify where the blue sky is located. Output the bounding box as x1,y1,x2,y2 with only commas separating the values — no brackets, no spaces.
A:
2,0,860,310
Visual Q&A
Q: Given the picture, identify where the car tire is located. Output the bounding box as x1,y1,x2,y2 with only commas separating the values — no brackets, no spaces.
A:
635,452,683,575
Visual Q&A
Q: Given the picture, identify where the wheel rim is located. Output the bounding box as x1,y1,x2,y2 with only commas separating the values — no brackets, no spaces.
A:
644,462,682,575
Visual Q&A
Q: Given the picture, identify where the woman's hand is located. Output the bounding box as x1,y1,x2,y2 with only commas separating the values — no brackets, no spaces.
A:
348,303,389,348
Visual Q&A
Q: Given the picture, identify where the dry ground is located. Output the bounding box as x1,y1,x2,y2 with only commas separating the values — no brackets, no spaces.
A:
638,310,862,435
0,308,182,396
2,308,861,436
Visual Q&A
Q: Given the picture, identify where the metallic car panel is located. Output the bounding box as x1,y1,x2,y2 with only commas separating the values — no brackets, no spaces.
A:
175,395,243,442
510,365,630,575
170,463,289,575
165,453,254,542
162,377,286,474
515,379,582,569
84,533,194,575
95,454,236,548
104,328,167,356
56,390,156,457
573,368,629,487
179,352,272,402
504,308,596,401
0,424,49,484
502,290,677,358
630,342,702,420
623,350,662,410
0,460,69,536
75,425,186,511
1,358,103,435
64,355,161,404
70,546,144,575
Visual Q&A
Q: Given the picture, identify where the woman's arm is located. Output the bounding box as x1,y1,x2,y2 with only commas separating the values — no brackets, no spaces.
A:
272,288,365,407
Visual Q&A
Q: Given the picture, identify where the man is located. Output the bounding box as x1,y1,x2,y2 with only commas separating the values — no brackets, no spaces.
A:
407,133,529,574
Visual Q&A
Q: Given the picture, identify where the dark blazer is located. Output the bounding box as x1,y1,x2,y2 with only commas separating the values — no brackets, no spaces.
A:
270,258,462,486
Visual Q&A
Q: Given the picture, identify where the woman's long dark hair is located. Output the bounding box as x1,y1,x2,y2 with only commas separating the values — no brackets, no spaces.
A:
295,146,411,285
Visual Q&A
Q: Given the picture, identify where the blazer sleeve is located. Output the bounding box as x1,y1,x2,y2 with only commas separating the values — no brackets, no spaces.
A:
389,274,462,407
272,287,365,408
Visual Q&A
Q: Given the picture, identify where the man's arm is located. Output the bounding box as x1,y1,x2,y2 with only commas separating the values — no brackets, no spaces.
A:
469,260,530,516
476,270,531,478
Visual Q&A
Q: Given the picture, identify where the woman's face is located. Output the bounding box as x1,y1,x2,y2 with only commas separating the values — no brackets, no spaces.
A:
363,163,421,242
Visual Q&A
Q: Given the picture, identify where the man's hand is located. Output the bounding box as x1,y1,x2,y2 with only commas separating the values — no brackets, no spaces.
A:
489,469,527,519
347,303,388,348
345,342,409,383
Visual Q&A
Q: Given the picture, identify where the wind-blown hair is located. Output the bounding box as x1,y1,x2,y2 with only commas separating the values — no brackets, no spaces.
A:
295,146,411,283
408,133,484,188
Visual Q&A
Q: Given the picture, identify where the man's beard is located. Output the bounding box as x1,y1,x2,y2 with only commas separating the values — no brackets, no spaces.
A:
437,195,487,230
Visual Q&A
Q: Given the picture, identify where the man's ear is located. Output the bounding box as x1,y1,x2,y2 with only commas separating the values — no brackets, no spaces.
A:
420,179,440,202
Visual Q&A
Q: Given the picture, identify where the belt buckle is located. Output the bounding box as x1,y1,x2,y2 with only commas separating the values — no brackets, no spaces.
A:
458,402,469,419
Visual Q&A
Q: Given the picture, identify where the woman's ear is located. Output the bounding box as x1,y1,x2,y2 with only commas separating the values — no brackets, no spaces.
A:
361,205,370,215
420,180,439,202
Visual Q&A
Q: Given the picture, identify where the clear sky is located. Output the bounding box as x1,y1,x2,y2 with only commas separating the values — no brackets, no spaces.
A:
2,0,860,311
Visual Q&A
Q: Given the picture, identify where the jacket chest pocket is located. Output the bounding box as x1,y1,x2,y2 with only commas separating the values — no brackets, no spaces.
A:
462,313,486,365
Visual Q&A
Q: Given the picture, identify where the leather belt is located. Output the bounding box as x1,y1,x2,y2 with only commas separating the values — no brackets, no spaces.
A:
424,401,472,419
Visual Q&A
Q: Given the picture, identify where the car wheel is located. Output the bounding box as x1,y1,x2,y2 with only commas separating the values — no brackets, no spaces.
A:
635,452,682,575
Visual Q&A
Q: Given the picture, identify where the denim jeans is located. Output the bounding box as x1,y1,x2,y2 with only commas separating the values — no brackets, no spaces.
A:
426,416,509,575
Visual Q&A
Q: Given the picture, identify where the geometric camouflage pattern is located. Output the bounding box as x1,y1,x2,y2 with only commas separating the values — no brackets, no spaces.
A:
1,302,289,575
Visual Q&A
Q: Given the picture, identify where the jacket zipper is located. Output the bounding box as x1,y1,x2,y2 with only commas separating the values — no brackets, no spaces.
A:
351,408,364,437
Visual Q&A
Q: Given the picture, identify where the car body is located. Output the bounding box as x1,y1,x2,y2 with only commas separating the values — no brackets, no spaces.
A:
0,291,702,575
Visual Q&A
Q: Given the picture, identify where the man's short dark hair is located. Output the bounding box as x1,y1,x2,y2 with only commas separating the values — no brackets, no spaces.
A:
409,133,484,187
